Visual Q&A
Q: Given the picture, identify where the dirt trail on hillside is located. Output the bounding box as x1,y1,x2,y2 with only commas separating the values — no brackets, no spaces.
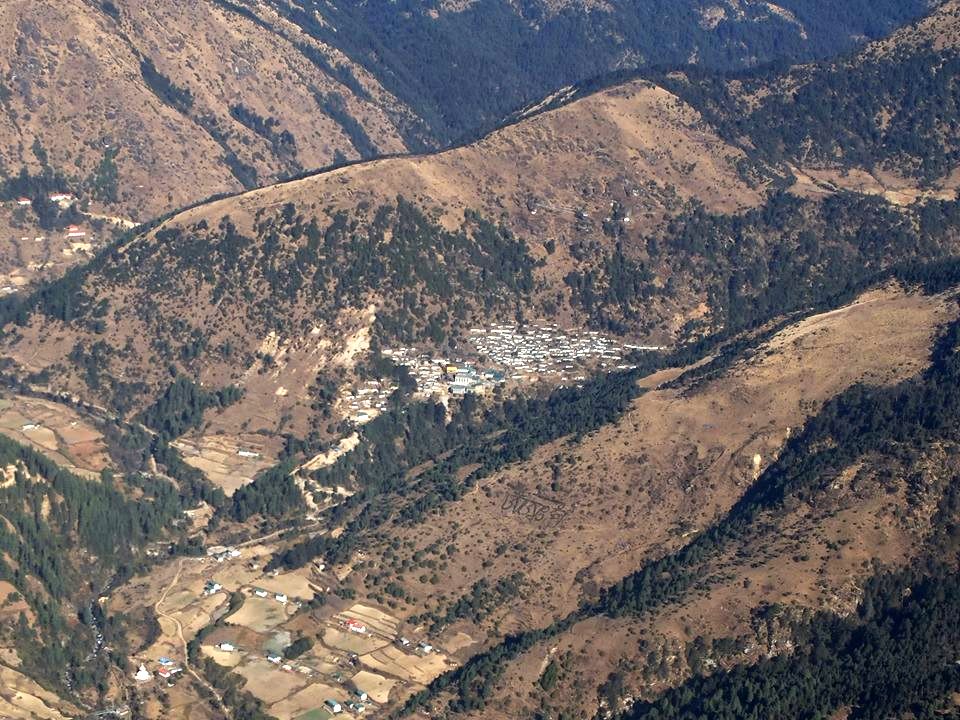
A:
154,558,231,718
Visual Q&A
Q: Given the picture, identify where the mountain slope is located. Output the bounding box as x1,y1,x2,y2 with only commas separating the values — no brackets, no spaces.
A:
1,5,960,716
0,76,764,429
5,15,960,440
0,0,417,218
398,282,960,719
0,0,935,220
96,277,960,720
251,0,932,144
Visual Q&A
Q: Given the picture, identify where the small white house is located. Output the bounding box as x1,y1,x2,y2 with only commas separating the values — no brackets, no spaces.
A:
254,588,268,598
267,654,282,664
218,642,235,652
275,593,288,604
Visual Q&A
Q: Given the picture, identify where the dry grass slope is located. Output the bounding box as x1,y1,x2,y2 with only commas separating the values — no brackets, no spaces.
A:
0,0,414,219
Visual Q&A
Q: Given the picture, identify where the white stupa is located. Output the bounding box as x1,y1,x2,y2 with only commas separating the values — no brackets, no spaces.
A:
134,664,152,682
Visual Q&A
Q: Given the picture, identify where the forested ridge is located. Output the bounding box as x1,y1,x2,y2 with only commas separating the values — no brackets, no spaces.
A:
565,190,960,335
398,265,960,715
620,564,960,719
0,200,535,415
247,0,929,147
8,182,960,421
656,47,960,182
137,376,243,440
515,11,959,187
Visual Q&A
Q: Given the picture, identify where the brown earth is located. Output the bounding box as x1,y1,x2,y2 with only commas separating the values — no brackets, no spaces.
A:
0,0,414,219
0,393,111,476
459,436,960,720
0,664,78,720
166,77,760,240
95,284,958,718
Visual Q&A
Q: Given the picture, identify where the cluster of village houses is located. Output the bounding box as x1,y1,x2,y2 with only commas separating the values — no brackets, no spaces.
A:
3,194,93,296
205,544,243,563
342,378,399,424
139,556,434,716
339,323,652,425
15,191,75,207
15,191,85,241
469,322,648,375
381,349,505,397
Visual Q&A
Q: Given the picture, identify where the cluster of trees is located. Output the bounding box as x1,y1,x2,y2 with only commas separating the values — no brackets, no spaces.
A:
0,434,185,688
313,91,378,159
58,199,535,405
623,565,960,719
229,104,298,162
0,166,71,204
410,573,525,635
653,192,960,335
504,180,960,378
658,47,960,182
564,240,655,333
0,437,179,567
228,462,302,522
137,376,242,440
89,146,120,203
1,166,84,231
140,57,193,114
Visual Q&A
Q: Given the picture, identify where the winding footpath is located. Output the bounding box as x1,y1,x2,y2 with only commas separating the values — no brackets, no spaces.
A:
153,558,231,718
